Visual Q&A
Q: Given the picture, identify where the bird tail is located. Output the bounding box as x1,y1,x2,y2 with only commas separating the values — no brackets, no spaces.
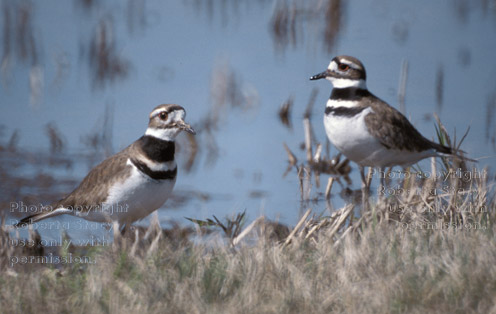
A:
431,114,477,163
433,142,477,163
14,208,68,228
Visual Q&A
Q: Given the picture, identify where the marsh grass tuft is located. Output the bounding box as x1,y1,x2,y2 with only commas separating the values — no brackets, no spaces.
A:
186,210,246,242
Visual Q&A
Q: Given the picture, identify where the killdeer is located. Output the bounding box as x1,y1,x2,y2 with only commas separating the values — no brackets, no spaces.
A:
310,56,473,183
15,104,195,228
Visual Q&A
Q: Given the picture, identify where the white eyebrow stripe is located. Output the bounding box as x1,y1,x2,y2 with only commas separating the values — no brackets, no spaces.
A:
149,106,185,119
340,59,361,69
150,108,166,118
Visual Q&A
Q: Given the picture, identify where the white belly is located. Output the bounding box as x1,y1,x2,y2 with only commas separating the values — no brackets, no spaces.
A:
324,105,384,165
78,162,176,224
324,103,437,167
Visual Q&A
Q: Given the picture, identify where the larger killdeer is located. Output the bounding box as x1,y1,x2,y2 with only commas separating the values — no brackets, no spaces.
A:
310,55,472,171
15,104,195,228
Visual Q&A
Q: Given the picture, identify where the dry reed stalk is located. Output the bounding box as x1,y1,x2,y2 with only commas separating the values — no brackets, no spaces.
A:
145,213,163,256
278,97,293,128
129,227,139,257
333,213,366,247
304,218,329,240
303,117,313,162
313,144,322,163
232,216,264,246
326,204,354,240
324,177,334,200
283,142,297,166
283,208,311,247
146,228,162,257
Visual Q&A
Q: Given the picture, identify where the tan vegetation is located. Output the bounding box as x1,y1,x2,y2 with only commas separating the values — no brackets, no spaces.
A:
1,160,495,313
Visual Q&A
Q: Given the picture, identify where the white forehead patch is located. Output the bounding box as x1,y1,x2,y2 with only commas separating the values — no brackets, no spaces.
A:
328,60,338,71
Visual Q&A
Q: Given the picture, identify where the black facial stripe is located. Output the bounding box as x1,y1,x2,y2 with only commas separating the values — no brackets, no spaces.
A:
330,88,370,101
158,124,179,129
139,135,175,162
130,159,177,181
325,106,367,117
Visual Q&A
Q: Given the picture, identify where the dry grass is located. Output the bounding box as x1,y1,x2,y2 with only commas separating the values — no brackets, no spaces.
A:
2,82,494,312
4,88,492,314
1,165,496,313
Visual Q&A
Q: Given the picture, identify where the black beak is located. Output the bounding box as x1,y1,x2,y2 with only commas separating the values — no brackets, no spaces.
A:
310,70,330,81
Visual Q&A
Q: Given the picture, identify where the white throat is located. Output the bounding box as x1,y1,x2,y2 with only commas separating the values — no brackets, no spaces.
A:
327,77,367,89
145,127,177,141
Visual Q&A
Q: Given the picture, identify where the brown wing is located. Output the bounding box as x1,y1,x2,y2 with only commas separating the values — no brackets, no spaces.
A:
363,94,451,154
52,145,135,211
15,144,137,226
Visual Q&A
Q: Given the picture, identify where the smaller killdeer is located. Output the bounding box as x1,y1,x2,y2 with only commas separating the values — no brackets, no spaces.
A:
310,56,473,181
15,104,195,228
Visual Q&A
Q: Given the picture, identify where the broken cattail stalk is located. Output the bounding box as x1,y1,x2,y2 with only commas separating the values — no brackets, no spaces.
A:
325,177,334,199
283,142,297,166
297,165,304,199
278,97,293,128
303,117,313,162
313,143,322,163
304,219,329,240
327,204,354,240
283,208,311,247
129,228,139,257
232,216,264,246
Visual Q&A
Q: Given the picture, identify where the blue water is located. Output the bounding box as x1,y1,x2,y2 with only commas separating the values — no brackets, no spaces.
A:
2,0,496,241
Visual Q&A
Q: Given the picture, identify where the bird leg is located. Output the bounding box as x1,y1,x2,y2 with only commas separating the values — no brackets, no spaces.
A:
359,166,370,211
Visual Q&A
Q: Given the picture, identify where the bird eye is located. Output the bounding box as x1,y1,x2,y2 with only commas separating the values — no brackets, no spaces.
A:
338,64,350,71
159,112,168,120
